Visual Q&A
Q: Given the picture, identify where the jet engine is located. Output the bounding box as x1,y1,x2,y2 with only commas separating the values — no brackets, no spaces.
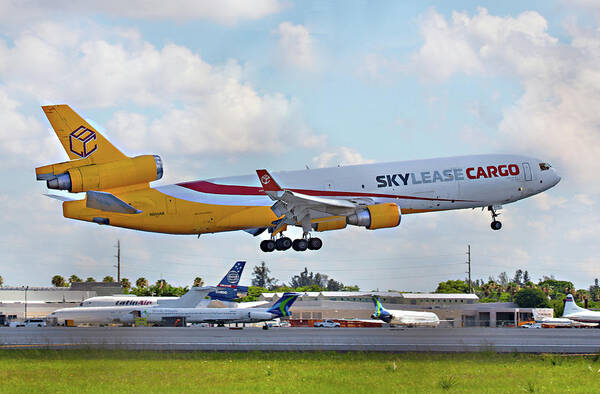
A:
312,216,347,232
371,313,392,323
45,155,163,193
347,203,401,230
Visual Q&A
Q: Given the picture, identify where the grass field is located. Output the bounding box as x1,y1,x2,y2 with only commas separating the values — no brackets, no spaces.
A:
0,350,599,393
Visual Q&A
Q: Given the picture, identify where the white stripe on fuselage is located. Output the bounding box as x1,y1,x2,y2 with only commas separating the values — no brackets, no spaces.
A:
156,154,560,211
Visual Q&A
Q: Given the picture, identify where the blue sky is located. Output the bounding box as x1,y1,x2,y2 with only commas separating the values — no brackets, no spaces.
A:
0,0,599,292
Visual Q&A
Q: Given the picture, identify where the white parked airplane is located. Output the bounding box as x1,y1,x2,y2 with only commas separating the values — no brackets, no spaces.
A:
371,296,440,327
562,294,600,324
47,286,212,325
138,292,300,328
79,261,252,308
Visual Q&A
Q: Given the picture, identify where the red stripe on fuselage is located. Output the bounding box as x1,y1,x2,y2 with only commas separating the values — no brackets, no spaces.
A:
177,181,477,203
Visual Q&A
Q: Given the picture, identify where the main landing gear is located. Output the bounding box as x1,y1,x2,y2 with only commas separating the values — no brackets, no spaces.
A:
260,233,323,252
488,205,502,230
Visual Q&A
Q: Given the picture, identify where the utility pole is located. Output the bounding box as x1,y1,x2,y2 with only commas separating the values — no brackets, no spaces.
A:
115,240,121,283
466,245,472,293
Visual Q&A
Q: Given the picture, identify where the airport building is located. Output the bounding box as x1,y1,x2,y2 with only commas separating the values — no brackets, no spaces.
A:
259,292,553,327
0,283,124,319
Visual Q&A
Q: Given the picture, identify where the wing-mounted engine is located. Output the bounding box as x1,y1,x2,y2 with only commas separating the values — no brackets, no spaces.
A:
37,155,163,192
347,203,401,230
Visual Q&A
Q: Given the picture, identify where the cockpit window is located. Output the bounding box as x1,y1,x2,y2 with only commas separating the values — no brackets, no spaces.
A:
539,163,551,171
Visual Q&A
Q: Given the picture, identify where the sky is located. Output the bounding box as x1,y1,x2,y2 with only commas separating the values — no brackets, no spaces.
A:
0,0,599,292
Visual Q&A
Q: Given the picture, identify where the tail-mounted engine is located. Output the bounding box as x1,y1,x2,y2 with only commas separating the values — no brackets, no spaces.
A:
36,155,163,192
347,203,401,230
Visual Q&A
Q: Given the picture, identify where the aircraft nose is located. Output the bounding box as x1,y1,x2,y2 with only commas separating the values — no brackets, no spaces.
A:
549,168,561,187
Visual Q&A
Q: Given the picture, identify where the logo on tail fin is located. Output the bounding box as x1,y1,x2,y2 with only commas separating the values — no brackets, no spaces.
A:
261,174,271,185
226,270,240,284
69,126,97,158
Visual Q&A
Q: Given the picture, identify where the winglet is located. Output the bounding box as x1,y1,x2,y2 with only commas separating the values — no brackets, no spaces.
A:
256,169,282,192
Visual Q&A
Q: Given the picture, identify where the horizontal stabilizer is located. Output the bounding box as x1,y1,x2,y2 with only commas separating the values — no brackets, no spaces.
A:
44,194,77,202
86,191,142,214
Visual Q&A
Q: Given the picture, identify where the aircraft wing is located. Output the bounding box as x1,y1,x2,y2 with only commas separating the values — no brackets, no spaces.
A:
86,191,142,214
256,169,372,230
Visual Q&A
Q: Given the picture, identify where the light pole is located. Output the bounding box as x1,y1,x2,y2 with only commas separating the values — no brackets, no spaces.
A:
24,286,28,320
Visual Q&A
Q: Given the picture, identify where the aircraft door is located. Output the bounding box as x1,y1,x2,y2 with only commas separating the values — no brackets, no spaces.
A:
522,163,532,181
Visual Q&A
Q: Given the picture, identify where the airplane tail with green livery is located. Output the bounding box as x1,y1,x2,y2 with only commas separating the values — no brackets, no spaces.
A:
267,293,300,318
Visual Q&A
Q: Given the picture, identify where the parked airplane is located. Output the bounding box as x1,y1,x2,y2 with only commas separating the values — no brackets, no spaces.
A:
80,261,249,308
47,285,209,325
562,294,600,324
371,296,440,327
139,292,300,328
531,309,575,327
36,105,561,252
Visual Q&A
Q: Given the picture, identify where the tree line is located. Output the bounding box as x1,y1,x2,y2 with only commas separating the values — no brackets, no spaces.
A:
41,263,359,299
435,270,600,316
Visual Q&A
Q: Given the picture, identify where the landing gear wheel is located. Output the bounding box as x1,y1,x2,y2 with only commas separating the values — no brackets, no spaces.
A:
487,206,503,231
308,237,323,250
275,237,292,251
260,239,276,252
292,239,308,251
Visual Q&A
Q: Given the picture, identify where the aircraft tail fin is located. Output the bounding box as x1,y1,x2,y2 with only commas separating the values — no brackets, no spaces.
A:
217,261,246,288
207,261,249,302
563,294,586,316
371,295,392,323
267,293,300,317
42,105,126,163
256,169,283,192
158,287,211,308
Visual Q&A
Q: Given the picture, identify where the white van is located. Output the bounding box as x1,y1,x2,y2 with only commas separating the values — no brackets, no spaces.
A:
23,319,46,327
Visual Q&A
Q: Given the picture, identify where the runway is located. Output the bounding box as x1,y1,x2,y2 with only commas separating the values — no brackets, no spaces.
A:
2,327,600,353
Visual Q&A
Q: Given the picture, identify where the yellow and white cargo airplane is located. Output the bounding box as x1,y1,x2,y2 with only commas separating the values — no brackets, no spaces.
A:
36,105,561,252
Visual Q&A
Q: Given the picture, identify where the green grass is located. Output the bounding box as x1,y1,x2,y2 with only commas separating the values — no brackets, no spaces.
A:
0,350,599,393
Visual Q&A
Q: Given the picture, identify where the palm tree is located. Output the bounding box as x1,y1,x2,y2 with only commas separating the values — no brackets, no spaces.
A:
507,282,520,301
120,278,131,290
193,277,204,287
51,275,67,287
0,275,3,287
102,276,115,283
69,274,82,284
136,277,148,289
85,277,96,282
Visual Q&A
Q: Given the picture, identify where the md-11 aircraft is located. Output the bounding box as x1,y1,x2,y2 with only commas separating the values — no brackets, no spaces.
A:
371,296,440,327
36,105,561,252
80,261,251,308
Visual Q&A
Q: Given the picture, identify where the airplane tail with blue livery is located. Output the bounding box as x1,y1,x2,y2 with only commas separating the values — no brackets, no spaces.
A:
207,261,248,301
267,293,300,318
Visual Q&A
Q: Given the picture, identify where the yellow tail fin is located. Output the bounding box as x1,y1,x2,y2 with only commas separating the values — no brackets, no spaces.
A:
42,105,126,163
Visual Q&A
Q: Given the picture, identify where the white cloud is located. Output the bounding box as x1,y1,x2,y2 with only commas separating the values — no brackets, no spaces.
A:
0,0,282,26
0,88,58,165
410,8,600,191
0,23,324,162
312,147,374,168
273,22,318,71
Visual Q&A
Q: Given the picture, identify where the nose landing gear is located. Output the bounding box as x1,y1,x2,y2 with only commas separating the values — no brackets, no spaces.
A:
488,205,502,230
